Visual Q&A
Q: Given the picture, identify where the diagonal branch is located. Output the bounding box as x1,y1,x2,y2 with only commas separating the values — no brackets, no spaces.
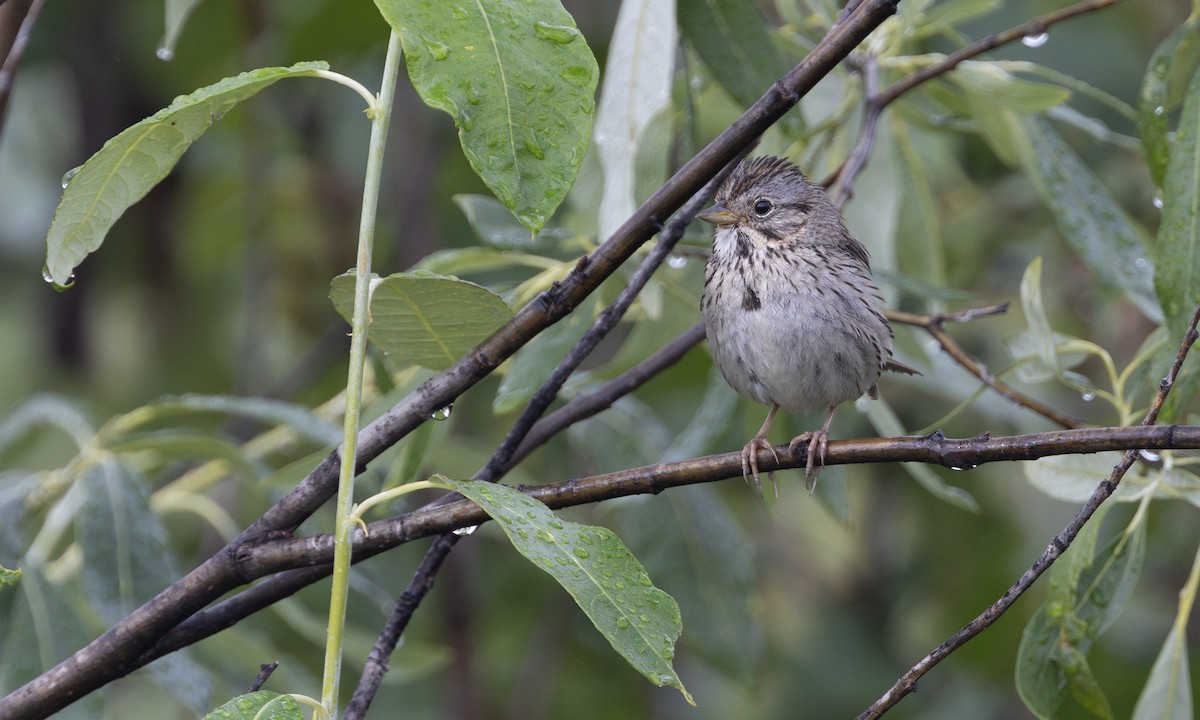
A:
858,301,1200,718
888,305,1088,429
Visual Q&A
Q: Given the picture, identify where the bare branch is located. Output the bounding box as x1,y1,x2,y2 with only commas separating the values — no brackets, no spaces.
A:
888,305,1088,429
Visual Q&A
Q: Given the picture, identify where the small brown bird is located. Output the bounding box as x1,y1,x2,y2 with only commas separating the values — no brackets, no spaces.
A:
699,155,911,493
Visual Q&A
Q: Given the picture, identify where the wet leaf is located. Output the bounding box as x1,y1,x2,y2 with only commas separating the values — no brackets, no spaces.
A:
43,62,329,285
377,0,598,235
438,477,694,704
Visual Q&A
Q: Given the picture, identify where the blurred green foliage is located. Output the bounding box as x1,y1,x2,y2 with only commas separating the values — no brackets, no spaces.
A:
1,1,1199,719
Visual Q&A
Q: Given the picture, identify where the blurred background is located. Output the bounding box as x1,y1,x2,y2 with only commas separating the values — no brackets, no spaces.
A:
0,0,1197,718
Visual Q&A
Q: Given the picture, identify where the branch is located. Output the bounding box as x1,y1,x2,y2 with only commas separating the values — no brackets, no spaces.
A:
0,3,904,718
888,305,1088,429
223,424,1200,577
858,302,1200,719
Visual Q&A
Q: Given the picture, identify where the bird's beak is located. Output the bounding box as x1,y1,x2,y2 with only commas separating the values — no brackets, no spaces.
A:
698,202,737,226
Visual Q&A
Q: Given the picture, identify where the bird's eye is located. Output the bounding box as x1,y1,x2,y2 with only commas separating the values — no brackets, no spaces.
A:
753,199,773,216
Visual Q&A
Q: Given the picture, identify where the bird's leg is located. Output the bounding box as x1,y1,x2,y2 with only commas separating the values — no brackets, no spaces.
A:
788,404,838,492
742,403,782,497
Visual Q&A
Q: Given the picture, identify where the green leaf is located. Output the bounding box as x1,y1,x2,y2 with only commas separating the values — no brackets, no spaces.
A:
1017,510,1145,720
1019,118,1161,320
202,691,303,720
1131,541,1199,720
43,62,329,285
77,460,178,623
0,394,93,452
593,0,676,240
677,0,791,108
1139,14,1200,187
437,477,694,704
1132,624,1194,720
913,0,1000,37
376,0,598,235
1155,66,1200,409
954,62,1072,113
330,271,513,371
145,394,342,445
1024,452,1127,503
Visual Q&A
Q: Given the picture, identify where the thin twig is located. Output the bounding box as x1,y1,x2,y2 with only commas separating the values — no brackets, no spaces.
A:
875,0,1124,108
247,662,278,693
858,302,1200,719
0,0,46,134
835,0,1124,199
888,304,1087,429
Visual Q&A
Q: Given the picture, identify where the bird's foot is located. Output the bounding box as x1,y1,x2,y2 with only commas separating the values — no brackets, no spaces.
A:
787,429,829,493
741,436,780,498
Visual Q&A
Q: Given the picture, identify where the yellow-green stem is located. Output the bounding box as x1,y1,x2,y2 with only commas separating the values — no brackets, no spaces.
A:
320,31,403,718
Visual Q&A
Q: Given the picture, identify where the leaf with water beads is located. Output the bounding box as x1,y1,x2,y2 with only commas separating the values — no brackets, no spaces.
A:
435,477,694,705
43,62,331,286
375,0,598,235
201,691,302,720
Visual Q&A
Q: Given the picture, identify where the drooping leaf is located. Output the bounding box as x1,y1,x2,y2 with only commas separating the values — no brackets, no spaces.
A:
1131,541,1199,720
1139,13,1200,187
202,691,303,720
1019,118,1161,320
1017,509,1145,720
77,459,178,624
437,477,694,704
1155,65,1200,416
144,394,342,445
376,0,598,235
677,0,791,108
593,0,677,241
953,62,1072,113
330,271,513,371
43,62,330,285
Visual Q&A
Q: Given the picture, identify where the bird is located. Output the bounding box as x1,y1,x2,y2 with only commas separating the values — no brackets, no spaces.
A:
698,155,914,494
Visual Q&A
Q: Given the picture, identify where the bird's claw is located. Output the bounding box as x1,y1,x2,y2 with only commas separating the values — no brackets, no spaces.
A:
788,430,829,492
741,436,780,498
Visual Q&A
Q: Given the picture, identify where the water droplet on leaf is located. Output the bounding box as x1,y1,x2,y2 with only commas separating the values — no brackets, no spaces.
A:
561,66,592,87
1152,196,1163,209
616,617,629,629
432,405,453,421
573,548,589,559
60,165,81,188
1081,391,1096,402
534,21,580,44
426,41,451,60
1021,32,1049,48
